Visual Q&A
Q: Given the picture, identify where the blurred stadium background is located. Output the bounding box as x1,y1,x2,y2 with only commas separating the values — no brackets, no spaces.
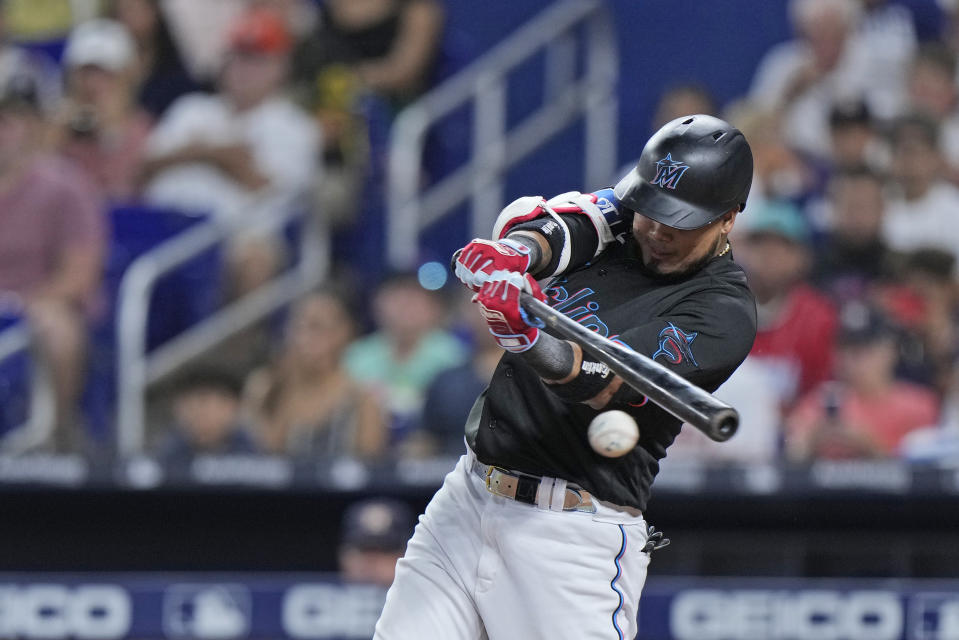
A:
0,0,958,638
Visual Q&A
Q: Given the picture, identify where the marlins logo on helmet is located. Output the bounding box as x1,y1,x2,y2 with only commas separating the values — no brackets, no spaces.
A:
650,153,689,190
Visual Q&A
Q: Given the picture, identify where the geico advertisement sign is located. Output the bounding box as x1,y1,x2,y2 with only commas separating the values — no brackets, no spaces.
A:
0,585,131,639
671,589,902,640
283,584,387,639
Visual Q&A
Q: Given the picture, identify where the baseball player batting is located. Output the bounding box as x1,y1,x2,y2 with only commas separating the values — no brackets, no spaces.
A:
374,114,758,639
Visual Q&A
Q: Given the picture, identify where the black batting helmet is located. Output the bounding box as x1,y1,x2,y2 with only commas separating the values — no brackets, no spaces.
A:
614,114,753,230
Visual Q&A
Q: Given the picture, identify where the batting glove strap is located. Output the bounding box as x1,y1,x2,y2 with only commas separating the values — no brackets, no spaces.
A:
489,327,540,353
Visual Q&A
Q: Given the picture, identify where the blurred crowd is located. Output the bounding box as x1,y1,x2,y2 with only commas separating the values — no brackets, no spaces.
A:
669,0,959,466
0,0,446,455
5,0,959,472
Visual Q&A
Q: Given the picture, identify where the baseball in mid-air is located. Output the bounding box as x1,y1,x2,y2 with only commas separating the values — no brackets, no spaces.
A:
587,410,639,457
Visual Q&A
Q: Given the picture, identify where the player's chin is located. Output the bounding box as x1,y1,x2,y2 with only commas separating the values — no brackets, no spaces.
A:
643,256,681,276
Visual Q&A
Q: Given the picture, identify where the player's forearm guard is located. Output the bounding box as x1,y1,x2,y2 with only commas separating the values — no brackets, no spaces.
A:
493,191,618,279
508,214,598,280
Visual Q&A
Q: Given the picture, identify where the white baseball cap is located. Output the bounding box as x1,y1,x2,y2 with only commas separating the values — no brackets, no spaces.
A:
63,19,136,72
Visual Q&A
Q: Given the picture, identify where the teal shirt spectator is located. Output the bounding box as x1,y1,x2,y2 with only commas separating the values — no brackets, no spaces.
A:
345,329,469,439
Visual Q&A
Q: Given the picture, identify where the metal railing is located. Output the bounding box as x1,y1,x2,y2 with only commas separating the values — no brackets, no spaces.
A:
386,0,619,268
116,197,329,455
0,322,55,453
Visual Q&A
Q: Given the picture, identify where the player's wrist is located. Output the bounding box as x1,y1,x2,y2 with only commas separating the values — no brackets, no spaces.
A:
503,232,548,275
495,237,534,273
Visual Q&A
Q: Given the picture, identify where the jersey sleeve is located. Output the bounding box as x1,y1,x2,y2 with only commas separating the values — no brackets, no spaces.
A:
613,284,757,397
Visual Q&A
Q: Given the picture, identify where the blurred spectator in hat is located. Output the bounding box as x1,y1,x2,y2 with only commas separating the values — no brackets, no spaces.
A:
141,5,318,222
0,73,106,450
339,497,416,587
827,99,889,172
0,4,61,114
244,289,387,460
800,99,889,235
345,272,467,451
901,259,959,460
888,248,959,393
786,302,938,461
735,200,838,410
906,43,959,180
670,202,830,465
882,113,959,257
104,0,201,118
156,365,259,468
749,0,866,160
813,165,896,301
140,6,320,297
51,18,153,202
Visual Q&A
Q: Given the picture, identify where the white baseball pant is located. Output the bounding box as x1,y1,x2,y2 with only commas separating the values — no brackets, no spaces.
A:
373,449,651,639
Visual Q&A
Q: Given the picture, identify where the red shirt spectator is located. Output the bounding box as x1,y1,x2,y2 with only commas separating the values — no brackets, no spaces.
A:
786,302,939,461
788,381,939,459
735,200,839,407
0,76,106,449
751,283,838,400
0,154,105,311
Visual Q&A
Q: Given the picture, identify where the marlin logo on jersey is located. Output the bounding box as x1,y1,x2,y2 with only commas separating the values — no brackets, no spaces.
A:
650,153,689,190
652,322,699,366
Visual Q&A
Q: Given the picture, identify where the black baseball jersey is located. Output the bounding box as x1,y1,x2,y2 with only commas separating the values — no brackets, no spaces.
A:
468,205,757,511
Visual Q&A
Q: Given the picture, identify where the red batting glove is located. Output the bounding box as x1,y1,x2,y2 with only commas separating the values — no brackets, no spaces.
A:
454,238,531,292
474,270,546,353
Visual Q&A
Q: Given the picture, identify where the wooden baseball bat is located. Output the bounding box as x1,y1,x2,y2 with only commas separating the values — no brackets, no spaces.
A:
520,293,739,442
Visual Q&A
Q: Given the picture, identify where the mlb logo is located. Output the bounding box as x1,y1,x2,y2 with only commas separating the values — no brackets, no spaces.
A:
162,584,251,639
